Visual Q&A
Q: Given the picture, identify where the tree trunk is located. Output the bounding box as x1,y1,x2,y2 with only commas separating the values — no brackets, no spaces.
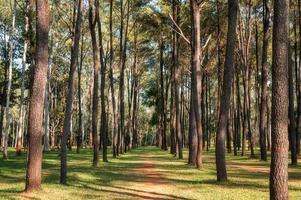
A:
247,71,255,158
205,74,210,151
77,34,84,153
190,0,203,168
269,0,289,199
172,0,182,159
44,42,52,152
60,0,83,184
25,0,49,192
188,94,197,166
2,0,16,160
288,46,297,165
233,74,238,156
118,0,129,154
16,1,29,155
267,99,271,151
97,8,108,162
207,78,213,151
170,87,177,155
216,0,222,125
201,76,206,150
108,0,118,157
89,0,100,166
297,0,301,156
215,0,238,182
259,0,269,161
294,4,300,155
131,27,138,149
159,34,167,151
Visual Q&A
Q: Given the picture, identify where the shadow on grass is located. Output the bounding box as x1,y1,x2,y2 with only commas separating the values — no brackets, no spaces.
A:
0,146,300,199
72,181,192,200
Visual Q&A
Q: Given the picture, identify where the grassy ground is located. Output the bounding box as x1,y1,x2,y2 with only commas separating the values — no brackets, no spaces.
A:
0,146,300,200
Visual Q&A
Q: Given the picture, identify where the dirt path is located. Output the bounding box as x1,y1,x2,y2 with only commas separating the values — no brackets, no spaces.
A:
104,152,186,200
131,154,169,186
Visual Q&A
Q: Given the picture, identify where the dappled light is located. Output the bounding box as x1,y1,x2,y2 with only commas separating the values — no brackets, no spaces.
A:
0,0,300,199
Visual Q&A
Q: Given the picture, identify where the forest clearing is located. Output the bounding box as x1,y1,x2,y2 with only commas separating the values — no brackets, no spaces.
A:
0,147,300,200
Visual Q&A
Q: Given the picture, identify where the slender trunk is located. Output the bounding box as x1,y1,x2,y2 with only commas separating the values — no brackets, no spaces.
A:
207,75,212,150
247,70,254,158
293,11,298,154
117,0,124,156
77,33,84,153
181,88,184,147
267,99,271,151
215,0,238,182
201,76,206,149
60,0,83,184
241,68,247,156
0,95,5,148
170,82,176,155
89,0,100,166
44,41,53,152
216,0,222,124
259,0,269,161
190,0,203,168
16,2,29,155
233,74,238,156
132,79,139,148
97,9,108,162
188,93,197,165
118,0,129,154
159,35,167,151
132,29,138,149
297,0,301,155
109,0,118,157
127,69,133,151
3,0,16,160
0,36,9,148
288,46,297,165
205,74,210,151
172,0,182,159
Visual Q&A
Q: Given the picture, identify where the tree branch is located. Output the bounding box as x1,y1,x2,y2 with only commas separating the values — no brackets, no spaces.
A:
169,14,191,44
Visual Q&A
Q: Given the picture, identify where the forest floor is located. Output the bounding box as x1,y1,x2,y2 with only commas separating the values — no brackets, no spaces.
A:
0,146,301,200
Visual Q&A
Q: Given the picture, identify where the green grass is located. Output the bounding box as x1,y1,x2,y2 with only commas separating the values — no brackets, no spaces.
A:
0,147,300,200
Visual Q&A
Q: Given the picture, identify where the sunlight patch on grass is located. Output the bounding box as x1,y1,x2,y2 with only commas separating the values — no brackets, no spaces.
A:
0,147,300,200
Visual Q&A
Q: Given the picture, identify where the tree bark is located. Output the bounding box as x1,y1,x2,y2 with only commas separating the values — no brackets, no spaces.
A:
259,0,269,161
269,0,289,199
89,0,100,166
108,0,118,157
44,40,52,152
2,0,16,160
77,34,84,153
190,0,203,168
25,0,49,192
60,0,83,184
188,93,197,165
288,45,297,165
294,5,300,155
215,0,238,182
16,1,29,155
297,0,301,155
132,25,139,149
159,34,167,151
97,7,108,162
118,0,129,154
172,0,182,159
